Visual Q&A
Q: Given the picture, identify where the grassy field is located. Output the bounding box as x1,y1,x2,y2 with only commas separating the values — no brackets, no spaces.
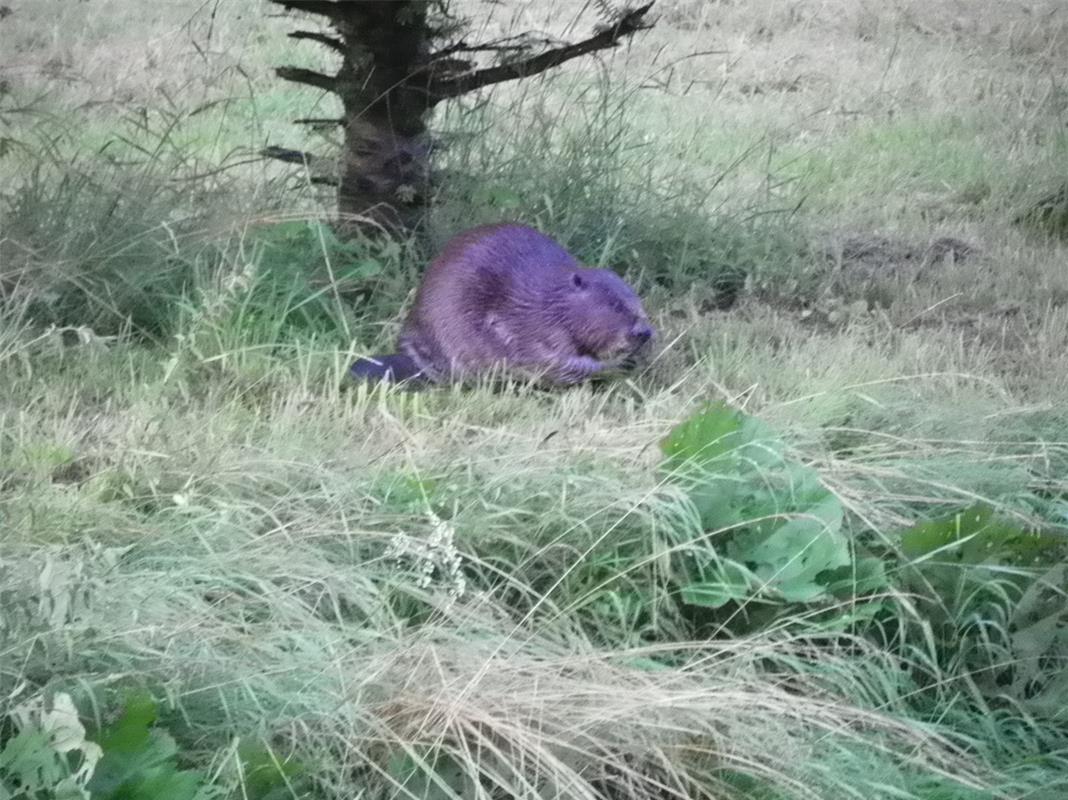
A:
2,1,1067,798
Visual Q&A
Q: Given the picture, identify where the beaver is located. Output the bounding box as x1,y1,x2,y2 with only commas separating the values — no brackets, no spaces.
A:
350,222,654,386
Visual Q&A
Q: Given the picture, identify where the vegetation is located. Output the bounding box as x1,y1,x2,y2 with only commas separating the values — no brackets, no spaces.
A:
2,1,1067,798
263,0,654,232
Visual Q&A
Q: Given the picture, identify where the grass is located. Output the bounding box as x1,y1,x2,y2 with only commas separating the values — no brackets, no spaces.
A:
2,0,1068,798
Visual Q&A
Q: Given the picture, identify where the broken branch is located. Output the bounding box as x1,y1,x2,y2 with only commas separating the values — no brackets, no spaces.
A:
275,66,337,93
288,30,345,54
428,3,654,103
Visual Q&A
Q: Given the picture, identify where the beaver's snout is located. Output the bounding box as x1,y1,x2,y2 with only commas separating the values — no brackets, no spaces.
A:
629,322,654,346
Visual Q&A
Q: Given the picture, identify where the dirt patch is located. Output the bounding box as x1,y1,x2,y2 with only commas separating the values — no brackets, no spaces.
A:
829,234,975,284
734,232,981,330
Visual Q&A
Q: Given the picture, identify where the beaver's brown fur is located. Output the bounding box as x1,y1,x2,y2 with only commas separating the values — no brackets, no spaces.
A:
350,223,654,386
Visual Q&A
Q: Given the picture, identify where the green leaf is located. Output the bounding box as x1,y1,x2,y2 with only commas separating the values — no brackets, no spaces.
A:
812,601,893,632
114,766,203,800
237,740,307,800
685,479,745,533
2,692,102,799
1,729,69,796
679,580,746,609
93,692,158,755
821,556,889,598
679,561,758,609
1003,564,1068,717
728,493,849,602
661,403,851,608
659,401,748,473
86,692,209,800
901,503,1058,565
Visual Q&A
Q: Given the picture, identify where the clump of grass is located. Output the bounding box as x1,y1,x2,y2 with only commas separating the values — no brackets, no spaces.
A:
1,513,994,800
0,139,422,374
2,150,193,336
431,67,813,306
2,337,1065,797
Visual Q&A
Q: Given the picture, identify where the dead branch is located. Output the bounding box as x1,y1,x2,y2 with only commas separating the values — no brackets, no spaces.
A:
260,146,339,185
294,117,344,126
261,145,317,165
268,0,350,25
275,66,337,93
427,3,655,103
288,30,345,54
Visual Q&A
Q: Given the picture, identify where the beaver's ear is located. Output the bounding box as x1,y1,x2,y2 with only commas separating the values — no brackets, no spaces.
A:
570,272,587,290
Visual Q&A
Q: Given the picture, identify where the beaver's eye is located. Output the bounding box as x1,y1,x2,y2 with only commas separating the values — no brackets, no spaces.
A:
571,273,586,289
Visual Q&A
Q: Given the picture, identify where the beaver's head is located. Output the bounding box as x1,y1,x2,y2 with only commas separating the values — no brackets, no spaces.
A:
561,268,655,365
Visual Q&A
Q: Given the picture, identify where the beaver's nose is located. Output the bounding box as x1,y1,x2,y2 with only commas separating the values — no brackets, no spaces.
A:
630,323,654,344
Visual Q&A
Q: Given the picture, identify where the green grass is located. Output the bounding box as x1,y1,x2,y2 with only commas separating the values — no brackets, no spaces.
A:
2,0,1068,798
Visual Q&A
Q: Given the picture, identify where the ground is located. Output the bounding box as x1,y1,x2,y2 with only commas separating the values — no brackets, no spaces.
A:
1,1,1067,799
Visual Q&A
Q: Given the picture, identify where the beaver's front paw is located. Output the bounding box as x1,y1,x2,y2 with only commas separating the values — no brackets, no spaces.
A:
550,355,605,385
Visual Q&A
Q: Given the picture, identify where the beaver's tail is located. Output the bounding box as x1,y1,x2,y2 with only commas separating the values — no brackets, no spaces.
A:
349,353,427,385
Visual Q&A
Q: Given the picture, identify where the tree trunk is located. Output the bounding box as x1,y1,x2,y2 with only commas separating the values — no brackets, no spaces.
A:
268,1,656,236
273,1,436,234
334,2,433,234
